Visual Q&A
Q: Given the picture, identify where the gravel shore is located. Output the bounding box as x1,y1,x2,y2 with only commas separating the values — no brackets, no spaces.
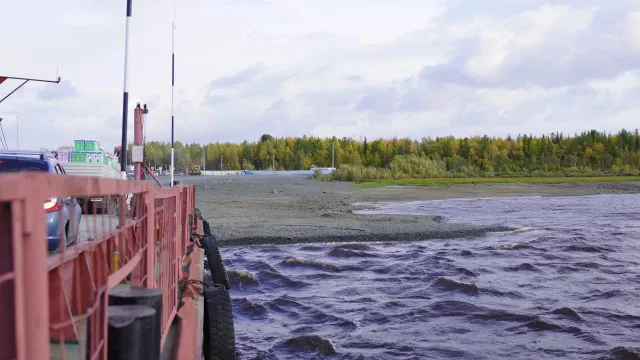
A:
187,175,640,246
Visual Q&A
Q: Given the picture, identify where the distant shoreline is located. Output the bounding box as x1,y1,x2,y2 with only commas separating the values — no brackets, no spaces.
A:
352,176,640,188
193,175,640,246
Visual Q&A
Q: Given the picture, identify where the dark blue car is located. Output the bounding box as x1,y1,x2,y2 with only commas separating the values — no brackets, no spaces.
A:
0,150,82,251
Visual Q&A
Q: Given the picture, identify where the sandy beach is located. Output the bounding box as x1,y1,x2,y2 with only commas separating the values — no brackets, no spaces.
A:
187,175,640,246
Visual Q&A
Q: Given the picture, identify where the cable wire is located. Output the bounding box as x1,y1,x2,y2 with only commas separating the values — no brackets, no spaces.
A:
0,122,9,149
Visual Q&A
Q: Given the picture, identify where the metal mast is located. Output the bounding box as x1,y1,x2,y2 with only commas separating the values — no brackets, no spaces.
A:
120,0,133,179
170,15,176,186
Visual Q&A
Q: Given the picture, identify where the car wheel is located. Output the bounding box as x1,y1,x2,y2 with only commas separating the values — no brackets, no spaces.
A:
77,198,85,214
65,222,77,247
59,223,69,249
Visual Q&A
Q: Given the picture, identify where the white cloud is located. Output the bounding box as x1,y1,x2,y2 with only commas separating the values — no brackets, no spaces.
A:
1,0,640,151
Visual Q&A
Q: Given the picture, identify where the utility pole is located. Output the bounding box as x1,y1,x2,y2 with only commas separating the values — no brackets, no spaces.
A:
331,139,335,168
170,11,177,185
120,0,133,180
272,154,275,173
220,155,223,171
202,146,206,171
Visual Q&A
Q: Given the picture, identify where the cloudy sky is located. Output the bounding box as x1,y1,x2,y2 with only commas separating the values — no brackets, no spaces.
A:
1,0,640,150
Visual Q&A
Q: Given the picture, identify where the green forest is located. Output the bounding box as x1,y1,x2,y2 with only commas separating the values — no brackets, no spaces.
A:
136,129,640,181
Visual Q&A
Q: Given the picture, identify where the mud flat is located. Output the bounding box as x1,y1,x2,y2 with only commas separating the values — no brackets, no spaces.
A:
188,175,640,246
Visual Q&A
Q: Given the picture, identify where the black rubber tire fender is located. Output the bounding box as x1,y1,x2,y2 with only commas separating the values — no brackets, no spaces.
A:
202,236,231,290
203,286,237,360
202,218,212,236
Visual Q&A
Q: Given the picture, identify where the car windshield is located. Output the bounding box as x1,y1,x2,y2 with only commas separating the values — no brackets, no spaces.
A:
0,158,48,173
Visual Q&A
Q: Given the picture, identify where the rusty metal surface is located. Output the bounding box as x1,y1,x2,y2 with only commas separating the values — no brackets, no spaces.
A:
0,172,198,360
175,248,204,360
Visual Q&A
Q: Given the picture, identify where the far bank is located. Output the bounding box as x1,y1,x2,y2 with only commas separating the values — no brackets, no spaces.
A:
190,175,640,246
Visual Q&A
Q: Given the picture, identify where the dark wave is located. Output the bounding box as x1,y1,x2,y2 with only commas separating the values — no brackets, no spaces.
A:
232,297,269,318
266,297,358,330
430,300,484,316
274,335,337,356
432,277,479,296
280,257,341,272
558,266,582,274
575,262,601,269
485,243,532,250
564,245,612,253
329,247,378,258
507,318,582,334
505,263,539,272
551,307,582,321
298,245,326,251
597,346,640,360
332,243,375,251
584,289,626,301
259,270,310,288
455,267,479,277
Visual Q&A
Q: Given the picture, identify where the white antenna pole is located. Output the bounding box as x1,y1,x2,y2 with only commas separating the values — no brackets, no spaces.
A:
331,138,335,168
120,0,133,180
170,12,176,186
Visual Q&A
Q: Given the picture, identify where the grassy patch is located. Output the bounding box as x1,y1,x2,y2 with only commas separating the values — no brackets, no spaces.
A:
353,176,640,187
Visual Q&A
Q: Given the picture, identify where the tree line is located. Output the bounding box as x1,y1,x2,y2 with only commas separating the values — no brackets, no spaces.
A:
134,129,640,178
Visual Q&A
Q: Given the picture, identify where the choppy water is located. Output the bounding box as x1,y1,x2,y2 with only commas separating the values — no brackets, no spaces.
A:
222,194,640,359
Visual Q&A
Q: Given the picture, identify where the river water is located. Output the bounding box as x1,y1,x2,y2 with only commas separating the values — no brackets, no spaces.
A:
223,194,640,359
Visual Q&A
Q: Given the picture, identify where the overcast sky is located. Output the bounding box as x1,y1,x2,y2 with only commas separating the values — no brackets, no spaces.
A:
1,0,640,150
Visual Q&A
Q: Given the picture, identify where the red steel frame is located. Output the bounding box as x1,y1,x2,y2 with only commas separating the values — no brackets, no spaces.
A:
0,171,200,360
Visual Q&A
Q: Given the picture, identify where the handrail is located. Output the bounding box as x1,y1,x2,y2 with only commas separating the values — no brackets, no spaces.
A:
0,172,198,359
143,162,165,187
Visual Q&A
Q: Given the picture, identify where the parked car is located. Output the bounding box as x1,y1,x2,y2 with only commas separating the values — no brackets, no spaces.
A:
0,150,82,251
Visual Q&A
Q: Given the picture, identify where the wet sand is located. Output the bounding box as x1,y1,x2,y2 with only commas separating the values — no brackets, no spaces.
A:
187,175,640,246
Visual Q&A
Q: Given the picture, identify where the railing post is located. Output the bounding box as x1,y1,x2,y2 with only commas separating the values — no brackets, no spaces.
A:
0,202,17,359
146,188,156,288
20,181,50,359
174,190,181,304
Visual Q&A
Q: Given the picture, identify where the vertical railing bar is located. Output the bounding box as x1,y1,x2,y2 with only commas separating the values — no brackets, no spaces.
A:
22,181,50,359
10,200,27,360
146,188,155,288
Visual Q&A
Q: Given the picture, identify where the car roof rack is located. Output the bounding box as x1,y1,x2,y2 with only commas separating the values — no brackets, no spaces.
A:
0,149,55,161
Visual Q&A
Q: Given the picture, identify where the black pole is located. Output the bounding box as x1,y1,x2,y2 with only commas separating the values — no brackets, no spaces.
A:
170,19,176,186
107,305,156,360
109,286,163,360
120,0,133,177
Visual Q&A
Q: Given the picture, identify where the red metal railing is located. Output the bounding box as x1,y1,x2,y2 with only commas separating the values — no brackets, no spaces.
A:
0,172,199,360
